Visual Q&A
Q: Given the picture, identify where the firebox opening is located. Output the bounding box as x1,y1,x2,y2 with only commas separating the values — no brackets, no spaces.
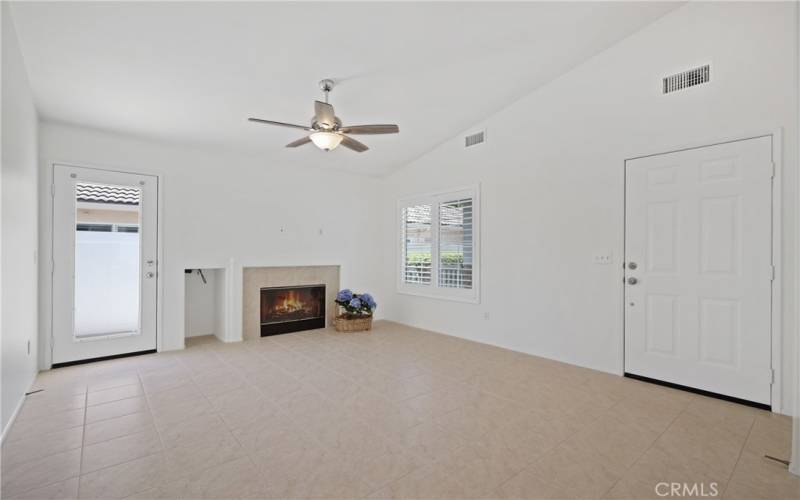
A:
260,285,325,336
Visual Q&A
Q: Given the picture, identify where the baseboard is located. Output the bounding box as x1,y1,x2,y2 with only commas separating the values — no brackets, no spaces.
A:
1,375,36,445
215,332,240,343
380,318,620,377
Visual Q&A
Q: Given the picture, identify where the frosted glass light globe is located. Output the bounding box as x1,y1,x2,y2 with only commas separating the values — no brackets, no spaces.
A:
310,132,343,151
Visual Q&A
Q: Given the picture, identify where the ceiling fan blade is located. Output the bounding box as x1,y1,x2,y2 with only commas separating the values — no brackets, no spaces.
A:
340,135,369,153
285,136,312,148
339,124,399,135
248,118,311,131
314,101,336,129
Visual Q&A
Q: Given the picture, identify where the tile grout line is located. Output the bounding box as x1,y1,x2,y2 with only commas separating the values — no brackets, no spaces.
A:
597,394,691,498
76,372,164,498
44,336,416,496
2,384,89,497
7,331,786,500
136,360,213,497
84,383,143,409
64,364,179,495
492,403,610,495
70,443,164,487
118,367,167,497
3,406,85,446
719,415,758,499
75,382,89,499
236,337,444,498
180,347,287,497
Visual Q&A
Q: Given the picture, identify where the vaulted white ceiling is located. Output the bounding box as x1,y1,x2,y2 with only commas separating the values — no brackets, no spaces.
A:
10,2,680,176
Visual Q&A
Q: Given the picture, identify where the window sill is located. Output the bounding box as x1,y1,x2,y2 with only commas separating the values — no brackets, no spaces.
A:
396,286,480,304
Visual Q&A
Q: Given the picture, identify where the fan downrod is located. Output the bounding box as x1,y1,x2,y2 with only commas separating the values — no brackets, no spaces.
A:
319,79,334,102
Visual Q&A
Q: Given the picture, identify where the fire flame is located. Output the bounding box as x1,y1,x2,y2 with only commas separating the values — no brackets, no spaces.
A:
273,290,307,314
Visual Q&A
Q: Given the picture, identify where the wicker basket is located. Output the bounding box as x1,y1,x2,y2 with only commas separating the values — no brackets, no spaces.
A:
333,314,373,332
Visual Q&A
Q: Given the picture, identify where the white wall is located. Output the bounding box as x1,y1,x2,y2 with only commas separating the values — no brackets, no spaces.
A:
214,268,227,342
1,4,39,436
184,269,217,338
382,2,799,414
38,122,386,364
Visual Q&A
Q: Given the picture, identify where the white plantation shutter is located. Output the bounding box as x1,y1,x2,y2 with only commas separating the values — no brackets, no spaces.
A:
398,186,479,301
402,204,432,284
439,198,473,289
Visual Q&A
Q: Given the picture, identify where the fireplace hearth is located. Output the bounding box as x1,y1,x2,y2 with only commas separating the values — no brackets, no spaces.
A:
260,285,326,336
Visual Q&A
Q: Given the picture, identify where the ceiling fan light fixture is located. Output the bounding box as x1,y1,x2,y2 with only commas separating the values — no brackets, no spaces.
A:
249,79,398,153
310,131,343,151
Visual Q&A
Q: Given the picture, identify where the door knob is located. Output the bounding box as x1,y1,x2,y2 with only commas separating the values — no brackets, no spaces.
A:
627,277,638,285
145,272,155,279
627,262,638,270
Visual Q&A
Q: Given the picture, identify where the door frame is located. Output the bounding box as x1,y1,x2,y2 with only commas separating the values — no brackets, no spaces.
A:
46,161,164,368
621,129,784,414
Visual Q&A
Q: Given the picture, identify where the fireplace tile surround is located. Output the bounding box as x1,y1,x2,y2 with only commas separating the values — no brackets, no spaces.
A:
242,266,339,341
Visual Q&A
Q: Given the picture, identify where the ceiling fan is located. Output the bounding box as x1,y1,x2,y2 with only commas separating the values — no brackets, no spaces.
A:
248,79,399,152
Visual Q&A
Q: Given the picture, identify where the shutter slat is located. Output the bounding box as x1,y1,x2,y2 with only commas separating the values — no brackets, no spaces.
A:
402,204,433,285
439,197,473,289
401,194,476,291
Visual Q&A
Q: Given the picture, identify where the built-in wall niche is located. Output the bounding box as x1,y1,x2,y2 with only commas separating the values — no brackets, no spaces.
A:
184,268,229,342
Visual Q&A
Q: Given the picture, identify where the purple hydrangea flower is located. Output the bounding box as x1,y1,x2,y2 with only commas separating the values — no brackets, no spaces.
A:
349,297,362,309
336,289,353,302
360,293,377,310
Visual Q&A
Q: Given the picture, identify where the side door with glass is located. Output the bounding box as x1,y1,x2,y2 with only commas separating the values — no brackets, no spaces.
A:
52,164,158,365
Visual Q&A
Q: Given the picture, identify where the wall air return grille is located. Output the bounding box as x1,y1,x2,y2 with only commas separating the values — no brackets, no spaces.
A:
663,65,710,94
464,130,486,148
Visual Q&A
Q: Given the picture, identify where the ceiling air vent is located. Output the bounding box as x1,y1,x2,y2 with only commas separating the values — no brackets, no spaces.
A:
465,130,486,148
663,64,710,94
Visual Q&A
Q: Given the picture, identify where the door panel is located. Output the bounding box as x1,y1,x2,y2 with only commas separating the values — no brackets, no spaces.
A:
52,165,158,364
624,136,772,405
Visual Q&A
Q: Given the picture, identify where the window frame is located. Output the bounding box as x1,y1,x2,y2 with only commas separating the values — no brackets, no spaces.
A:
397,184,480,303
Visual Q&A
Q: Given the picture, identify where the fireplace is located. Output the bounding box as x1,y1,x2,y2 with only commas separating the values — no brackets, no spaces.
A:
260,285,326,336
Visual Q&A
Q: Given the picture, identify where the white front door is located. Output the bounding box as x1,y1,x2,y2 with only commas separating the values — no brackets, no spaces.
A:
52,165,158,365
624,136,773,406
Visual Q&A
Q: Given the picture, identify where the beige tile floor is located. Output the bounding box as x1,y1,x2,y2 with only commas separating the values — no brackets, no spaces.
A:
2,321,798,499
